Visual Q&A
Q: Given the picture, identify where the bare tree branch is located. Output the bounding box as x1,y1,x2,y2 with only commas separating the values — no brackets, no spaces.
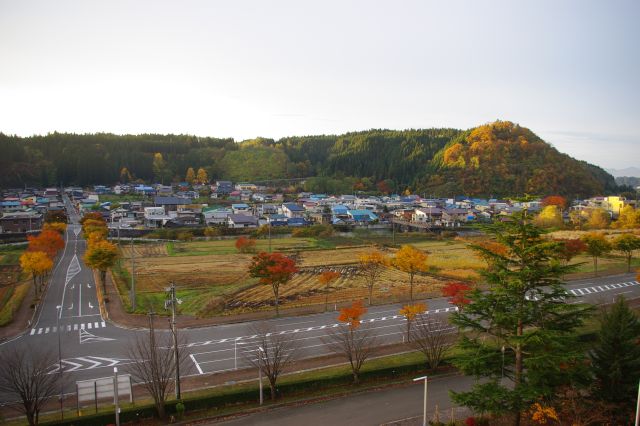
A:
409,314,455,370
0,345,61,426
324,323,378,384
242,324,298,400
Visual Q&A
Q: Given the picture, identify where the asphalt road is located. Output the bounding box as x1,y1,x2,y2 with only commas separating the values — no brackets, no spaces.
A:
1,198,639,404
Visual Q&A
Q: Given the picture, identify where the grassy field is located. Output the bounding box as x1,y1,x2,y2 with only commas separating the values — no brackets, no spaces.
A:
0,245,30,327
112,233,485,317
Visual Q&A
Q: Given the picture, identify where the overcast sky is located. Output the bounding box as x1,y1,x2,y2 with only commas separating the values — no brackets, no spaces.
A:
1,0,638,169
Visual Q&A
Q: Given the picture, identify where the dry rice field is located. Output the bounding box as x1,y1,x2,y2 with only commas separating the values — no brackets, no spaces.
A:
116,239,486,316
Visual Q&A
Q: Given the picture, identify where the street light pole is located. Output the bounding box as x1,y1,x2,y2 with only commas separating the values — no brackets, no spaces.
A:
113,367,120,426
635,378,639,426
167,282,181,400
130,238,136,311
258,346,265,405
56,305,63,420
413,375,428,426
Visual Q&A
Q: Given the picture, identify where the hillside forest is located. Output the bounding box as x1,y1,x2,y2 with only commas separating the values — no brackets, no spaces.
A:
0,121,618,198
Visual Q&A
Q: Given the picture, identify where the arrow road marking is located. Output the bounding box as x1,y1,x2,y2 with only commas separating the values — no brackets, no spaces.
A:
65,255,81,285
48,356,131,373
79,328,115,344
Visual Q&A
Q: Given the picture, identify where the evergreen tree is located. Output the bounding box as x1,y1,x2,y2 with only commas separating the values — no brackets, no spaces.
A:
449,212,591,425
589,297,640,420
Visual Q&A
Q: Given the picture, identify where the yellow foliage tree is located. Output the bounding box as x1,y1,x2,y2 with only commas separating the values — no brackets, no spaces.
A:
196,168,209,184
20,251,53,296
185,167,196,185
586,208,610,230
84,240,119,293
318,270,341,311
392,245,428,301
399,302,426,342
42,222,67,235
612,205,640,229
358,250,388,305
534,205,563,229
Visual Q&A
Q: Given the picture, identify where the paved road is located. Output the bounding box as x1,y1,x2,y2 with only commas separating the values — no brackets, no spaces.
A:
1,198,639,400
215,373,475,425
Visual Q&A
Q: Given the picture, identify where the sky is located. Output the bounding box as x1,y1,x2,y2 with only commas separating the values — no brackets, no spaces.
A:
1,0,638,170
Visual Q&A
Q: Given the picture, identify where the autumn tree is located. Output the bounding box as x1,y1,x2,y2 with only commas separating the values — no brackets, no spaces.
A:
44,209,67,224
612,205,640,229
441,281,471,308
119,167,132,183
554,238,587,265
196,167,208,184
392,245,428,301
20,251,53,296
244,324,298,400
399,303,426,342
325,301,376,384
589,297,640,422
84,239,119,293
449,212,590,425
152,152,171,184
185,167,196,185
358,250,388,305
612,233,640,273
42,222,67,235
27,230,64,260
235,236,257,253
533,205,563,229
541,195,567,210
410,315,454,370
318,270,340,311
0,345,61,426
80,212,105,225
586,208,610,229
248,252,298,316
581,233,611,276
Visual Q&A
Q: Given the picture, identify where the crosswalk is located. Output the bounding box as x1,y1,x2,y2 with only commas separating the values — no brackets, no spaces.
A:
30,321,107,335
567,280,639,296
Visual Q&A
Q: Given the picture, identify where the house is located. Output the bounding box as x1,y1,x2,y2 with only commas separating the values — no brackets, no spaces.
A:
602,196,628,217
156,185,173,196
227,214,259,228
134,185,156,196
286,217,310,227
347,209,378,223
258,204,278,216
215,181,234,195
232,203,252,215
202,206,232,225
0,211,43,233
282,203,305,218
143,207,171,228
442,208,470,225
412,207,443,223
153,196,193,214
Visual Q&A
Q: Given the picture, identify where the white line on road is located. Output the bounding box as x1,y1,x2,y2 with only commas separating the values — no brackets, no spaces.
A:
190,354,203,375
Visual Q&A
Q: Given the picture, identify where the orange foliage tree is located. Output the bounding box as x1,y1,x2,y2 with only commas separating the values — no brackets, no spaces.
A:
84,240,119,293
318,270,340,311
554,239,587,265
358,250,388,305
441,282,472,308
27,230,64,260
248,252,298,316
392,245,428,301
20,251,53,296
235,236,257,253
541,195,568,210
399,303,426,342
42,222,67,235
327,300,376,384
80,212,105,225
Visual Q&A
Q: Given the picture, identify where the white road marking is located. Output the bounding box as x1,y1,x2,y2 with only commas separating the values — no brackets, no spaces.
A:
190,354,204,375
30,329,36,335
88,302,94,310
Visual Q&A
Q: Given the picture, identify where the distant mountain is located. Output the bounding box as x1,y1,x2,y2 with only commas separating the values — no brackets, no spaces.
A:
606,167,640,178
0,122,618,198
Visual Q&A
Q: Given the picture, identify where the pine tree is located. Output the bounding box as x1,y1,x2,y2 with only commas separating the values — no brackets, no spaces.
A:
449,212,591,425
589,297,640,419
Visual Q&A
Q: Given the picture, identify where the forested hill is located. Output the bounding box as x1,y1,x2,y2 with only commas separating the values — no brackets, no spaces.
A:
0,121,617,197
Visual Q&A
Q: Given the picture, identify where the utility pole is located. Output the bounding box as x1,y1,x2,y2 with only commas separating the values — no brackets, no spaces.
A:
166,282,181,399
130,239,136,311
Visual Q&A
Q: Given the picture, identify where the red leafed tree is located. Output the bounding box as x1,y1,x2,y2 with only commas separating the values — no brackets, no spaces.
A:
542,195,568,210
555,238,587,264
235,236,257,253
441,282,471,308
337,300,367,329
27,230,64,259
249,252,298,316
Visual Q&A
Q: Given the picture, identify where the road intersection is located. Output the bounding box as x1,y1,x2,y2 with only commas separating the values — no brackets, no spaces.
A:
1,199,639,399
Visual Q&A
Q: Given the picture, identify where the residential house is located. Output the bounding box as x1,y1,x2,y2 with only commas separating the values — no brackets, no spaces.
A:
202,206,232,225
0,211,43,233
227,214,259,228
412,207,443,223
348,209,378,223
153,196,193,214
232,203,252,215
214,181,234,196
143,207,171,228
282,203,305,218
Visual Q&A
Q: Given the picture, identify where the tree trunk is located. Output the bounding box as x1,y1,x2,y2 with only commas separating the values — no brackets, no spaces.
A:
514,319,523,426
352,371,359,384
409,274,414,301
270,383,276,400
368,284,373,306
273,285,280,317
406,320,411,342
324,283,329,312
156,401,166,420
32,273,37,296
627,254,632,273
593,256,598,277
100,270,107,293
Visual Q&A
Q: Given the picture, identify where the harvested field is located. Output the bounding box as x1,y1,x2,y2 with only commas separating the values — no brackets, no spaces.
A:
120,243,168,258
